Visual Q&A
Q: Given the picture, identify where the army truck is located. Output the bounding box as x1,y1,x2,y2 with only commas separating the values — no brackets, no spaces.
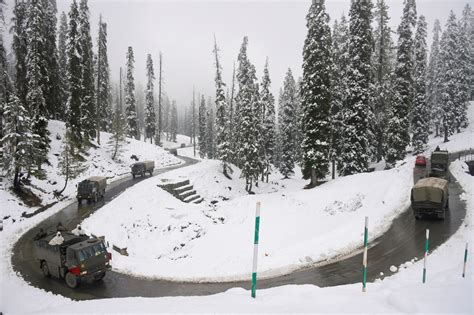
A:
411,177,449,220
131,160,155,178
77,176,107,204
429,150,449,179
33,231,111,288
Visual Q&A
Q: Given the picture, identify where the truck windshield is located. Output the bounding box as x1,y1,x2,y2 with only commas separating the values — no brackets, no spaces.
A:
76,242,107,262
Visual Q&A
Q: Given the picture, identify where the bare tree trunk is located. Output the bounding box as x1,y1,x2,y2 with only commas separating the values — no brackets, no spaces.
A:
443,125,449,143
332,160,335,180
310,168,317,188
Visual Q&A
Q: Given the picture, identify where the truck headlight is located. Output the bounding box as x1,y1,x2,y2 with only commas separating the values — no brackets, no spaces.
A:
80,270,88,275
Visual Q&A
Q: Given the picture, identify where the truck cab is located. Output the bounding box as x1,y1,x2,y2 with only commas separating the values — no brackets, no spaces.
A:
34,231,111,288
429,150,449,179
131,160,155,178
77,176,107,204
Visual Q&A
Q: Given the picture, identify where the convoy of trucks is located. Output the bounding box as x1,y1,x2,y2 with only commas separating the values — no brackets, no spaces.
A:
77,176,107,204
33,231,111,288
131,160,155,178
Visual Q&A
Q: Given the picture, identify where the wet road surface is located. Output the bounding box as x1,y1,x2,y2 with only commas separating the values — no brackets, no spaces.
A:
11,153,469,300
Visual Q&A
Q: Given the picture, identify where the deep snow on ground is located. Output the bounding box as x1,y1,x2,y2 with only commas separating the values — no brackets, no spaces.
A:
0,120,182,223
81,156,413,280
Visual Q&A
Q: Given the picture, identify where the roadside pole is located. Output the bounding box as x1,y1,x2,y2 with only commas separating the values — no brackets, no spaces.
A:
423,229,429,283
463,243,468,278
251,202,261,298
362,216,368,292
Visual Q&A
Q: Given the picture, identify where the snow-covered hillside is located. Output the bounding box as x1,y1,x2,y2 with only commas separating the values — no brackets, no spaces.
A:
0,120,182,222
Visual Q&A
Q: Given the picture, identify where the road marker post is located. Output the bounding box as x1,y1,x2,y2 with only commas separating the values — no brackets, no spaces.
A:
362,216,368,292
423,229,429,283
251,202,261,298
463,243,468,278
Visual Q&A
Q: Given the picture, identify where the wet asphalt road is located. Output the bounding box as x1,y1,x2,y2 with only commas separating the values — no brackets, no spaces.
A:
11,153,469,300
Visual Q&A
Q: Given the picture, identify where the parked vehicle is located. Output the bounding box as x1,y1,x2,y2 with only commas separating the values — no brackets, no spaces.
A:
77,176,107,204
33,231,111,288
415,155,427,167
411,177,449,220
131,160,155,178
180,143,186,148
429,150,449,179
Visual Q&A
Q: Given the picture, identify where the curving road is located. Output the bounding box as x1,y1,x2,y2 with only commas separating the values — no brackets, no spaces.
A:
12,152,469,300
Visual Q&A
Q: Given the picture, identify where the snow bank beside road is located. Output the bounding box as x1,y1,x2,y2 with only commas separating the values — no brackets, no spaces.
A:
82,158,413,281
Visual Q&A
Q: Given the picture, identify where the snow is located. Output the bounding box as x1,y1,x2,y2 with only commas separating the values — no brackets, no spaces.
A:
1,120,182,222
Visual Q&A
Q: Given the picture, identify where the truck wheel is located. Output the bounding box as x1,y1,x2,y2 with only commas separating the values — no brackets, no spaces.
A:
438,211,446,220
94,272,106,282
149,170,153,176
41,261,50,278
94,194,98,203
132,174,135,179
77,198,82,204
65,272,78,288
414,215,421,220
102,189,105,198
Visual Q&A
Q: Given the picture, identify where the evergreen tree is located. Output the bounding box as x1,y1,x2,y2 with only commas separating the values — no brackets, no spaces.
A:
163,94,170,140
125,46,139,139
170,100,178,142
26,0,49,173
301,0,332,185
411,15,429,154
57,12,69,121
438,11,460,142
96,17,111,133
11,0,28,106
145,54,156,143
43,0,60,120
373,0,395,161
213,36,231,176
66,0,82,150
339,0,374,175
385,0,416,165
457,5,472,130
1,94,33,187
235,37,259,192
206,101,215,158
108,103,127,160
228,63,237,165
261,59,275,182
79,0,96,143
198,95,207,158
278,69,298,178
330,15,349,175
56,128,85,196
426,19,442,136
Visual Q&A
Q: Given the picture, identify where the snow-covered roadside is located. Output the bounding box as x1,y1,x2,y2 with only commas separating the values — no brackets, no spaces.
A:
3,157,471,315
81,157,413,281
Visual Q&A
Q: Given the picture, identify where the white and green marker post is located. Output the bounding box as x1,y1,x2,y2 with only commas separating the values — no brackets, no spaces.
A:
362,216,369,292
251,202,261,298
462,243,468,278
423,229,430,283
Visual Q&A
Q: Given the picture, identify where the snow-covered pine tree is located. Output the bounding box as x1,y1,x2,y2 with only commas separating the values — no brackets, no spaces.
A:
252,83,265,183
96,17,111,134
261,59,275,182
411,15,429,154
213,36,231,176
228,62,237,165
170,100,178,142
274,88,284,169
235,37,259,192
1,94,33,187
155,52,163,146
43,0,60,120
11,0,28,106
66,0,82,151
330,15,349,175
26,0,49,174
300,0,332,185
457,5,472,131
108,100,127,160
198,95,207,158
57,12,69,121
145,53,156,143
426,19,442,136
339,0,374,175
78,0,96,144
373,0,395,161
385,0,417,165
278,68,298,178
125,46,139,139
206,100,216,158
56,127,86,196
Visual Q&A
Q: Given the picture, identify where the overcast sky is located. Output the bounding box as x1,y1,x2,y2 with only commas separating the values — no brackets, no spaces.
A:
3,0,470,111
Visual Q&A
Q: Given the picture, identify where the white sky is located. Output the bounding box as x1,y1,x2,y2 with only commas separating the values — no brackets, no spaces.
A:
3,0,470,111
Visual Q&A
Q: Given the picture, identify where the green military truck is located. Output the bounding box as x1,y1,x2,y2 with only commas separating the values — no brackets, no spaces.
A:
131,160,155,178
411,177,449,220
33,231,111,288
77,176,107,204
429,150,449,179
